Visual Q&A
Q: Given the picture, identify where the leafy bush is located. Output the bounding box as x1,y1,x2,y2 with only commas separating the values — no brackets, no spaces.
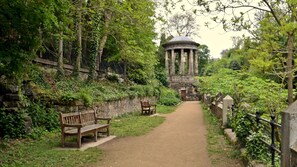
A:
196,68,287,113
229,110,252,141
0,109,26,138
246,132,270,162
25,102,59,132
158,87,180,106
155,66,169,87
28,66,51,89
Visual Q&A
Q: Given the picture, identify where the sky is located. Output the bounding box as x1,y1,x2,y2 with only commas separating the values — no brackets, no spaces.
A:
155,0,248,59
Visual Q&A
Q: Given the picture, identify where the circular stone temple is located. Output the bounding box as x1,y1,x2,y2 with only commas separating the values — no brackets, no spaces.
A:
162,36,200,100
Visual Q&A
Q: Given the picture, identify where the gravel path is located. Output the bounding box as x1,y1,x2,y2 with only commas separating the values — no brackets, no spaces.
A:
94,101,211,167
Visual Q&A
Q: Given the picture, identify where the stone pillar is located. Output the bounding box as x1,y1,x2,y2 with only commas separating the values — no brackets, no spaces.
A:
189,49,194,75
171,49,175,75
165,50,169,75
179,49,184,75
281,101,297,167
194,50,198,75
223,95,233,127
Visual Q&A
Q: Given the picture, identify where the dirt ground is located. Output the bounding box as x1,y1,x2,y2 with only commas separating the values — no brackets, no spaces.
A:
91,101,212,167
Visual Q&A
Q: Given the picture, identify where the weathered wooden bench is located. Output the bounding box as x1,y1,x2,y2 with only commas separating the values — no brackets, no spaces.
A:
60,110,111,148
140,101,156,115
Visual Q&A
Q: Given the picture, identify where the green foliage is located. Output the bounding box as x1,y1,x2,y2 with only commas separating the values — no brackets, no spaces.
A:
246,132,270,162
158,87,181,106
52,78,159,105
25,102,59,133
198,44,210,76
28,66,51,89
106,73,120,83
107,0,157,84
155,66,169,86
197,68,287,113
0,109,26,138
0,0,72,80
127,65,149,85
229,110,252,141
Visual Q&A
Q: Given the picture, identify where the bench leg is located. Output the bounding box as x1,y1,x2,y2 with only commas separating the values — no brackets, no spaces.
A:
107,127,110,136
94,130,98,142
61,133,65,147
77,134,82,148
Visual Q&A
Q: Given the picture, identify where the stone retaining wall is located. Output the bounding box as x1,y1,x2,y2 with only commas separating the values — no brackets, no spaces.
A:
55,96,157,118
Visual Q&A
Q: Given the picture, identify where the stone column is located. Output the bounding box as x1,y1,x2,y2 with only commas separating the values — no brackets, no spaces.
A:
223,95,233,127
189,49,194,75
171,49,175,75
194,50,198,75
179,49,184,75
281,100,297,167
165,50,169,75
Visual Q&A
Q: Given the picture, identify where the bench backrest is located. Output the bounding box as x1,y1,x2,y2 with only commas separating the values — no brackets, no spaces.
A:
141,101,150,106
60,110,97,128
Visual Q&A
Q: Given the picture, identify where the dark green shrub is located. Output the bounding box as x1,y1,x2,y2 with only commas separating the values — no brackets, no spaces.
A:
0,109,26,138
155,66,168,87
230,110,252,141
29,66,51,89
25,102,59,132
106,73,120,83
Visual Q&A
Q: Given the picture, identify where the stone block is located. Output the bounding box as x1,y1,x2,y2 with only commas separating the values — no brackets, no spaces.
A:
224,128,238,143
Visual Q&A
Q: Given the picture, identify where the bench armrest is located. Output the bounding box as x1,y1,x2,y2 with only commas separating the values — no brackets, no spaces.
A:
96,117,111,124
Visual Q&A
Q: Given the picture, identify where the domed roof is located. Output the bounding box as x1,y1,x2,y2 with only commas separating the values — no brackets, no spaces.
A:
162,36,199,48
169,36,195,43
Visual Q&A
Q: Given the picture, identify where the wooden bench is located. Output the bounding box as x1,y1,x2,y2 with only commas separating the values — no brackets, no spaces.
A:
140,101,156,115
60,110,111,148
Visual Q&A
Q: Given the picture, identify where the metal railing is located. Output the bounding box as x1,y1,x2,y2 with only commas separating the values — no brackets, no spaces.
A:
231,106,281,167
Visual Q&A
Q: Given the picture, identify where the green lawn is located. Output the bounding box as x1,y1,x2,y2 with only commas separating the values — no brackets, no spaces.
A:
202,105,243,167
0,105,176,167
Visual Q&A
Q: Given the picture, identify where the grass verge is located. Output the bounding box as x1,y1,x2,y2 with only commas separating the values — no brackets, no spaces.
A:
0,131,102,167
202,105,243,167
111,112,165,137
156,105,177,114
0,106,177,167
110,105,177,137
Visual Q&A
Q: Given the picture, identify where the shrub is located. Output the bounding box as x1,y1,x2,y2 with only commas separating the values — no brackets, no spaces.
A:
0,109,26,138
230,110,252,141
25,102,59,132
246,132,270,162
158,87,180,106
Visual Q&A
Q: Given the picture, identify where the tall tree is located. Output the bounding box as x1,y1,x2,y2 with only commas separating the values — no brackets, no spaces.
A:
197,44,210,76
73,0,84,77
0,0,70,80
193,0,297,104
167,12,199,37
108,0,157,84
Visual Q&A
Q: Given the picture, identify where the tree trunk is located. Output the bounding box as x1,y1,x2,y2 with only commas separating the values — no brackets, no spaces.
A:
96,11,112,71
57,33,64,77
74,0,83,77
96,33,108,70
287,32,294,104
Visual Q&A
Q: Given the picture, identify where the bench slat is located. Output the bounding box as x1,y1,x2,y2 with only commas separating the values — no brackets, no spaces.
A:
64,124,109,135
